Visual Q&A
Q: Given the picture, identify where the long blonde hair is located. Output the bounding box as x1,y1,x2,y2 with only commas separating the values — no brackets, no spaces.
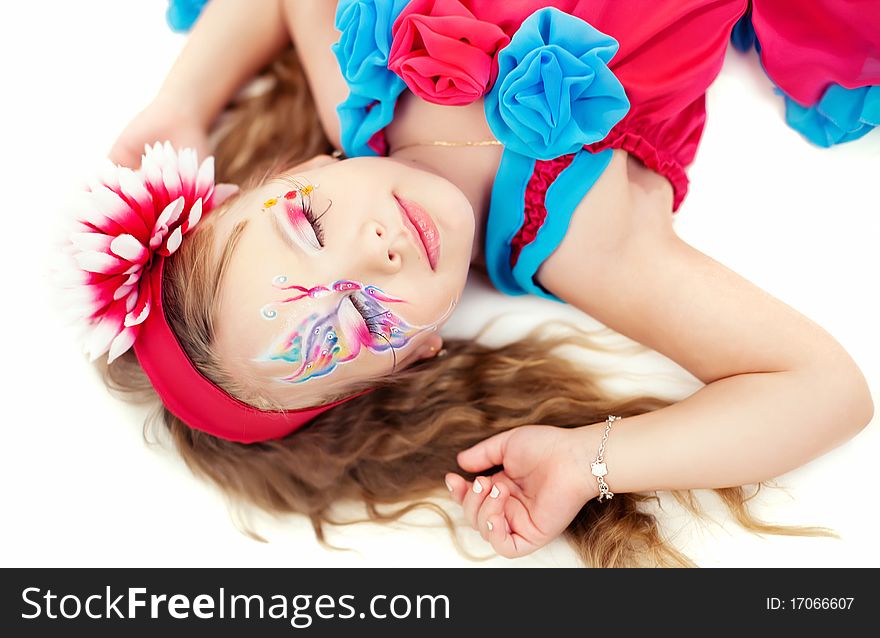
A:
101,45,837,567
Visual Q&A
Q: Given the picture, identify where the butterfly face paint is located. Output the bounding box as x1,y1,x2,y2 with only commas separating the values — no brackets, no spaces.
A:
258,276,455,384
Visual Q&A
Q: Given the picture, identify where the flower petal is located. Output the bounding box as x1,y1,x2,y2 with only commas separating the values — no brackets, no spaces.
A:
70,233,113,253
52,266,91,287
164,226,183,255
183,198,203,233
162,159,183,200
113,283,137,301
110,234,148,263
141,149,165,198
86,306,125,361
108,327,138,363
75,251,128,274
117,166,149,199
90,185,149,237
155,196,185,230
178,147,199,199
195,155,215,196
96,158,121,191
124,279,152,327
150,197,185,250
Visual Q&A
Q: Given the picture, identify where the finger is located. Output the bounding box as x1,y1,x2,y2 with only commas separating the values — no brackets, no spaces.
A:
457,429,513,473
444,473,471,505
482,477,545,559
504,493,546,546
476,481,507,542
480,470,526,505
461,476,491,530
486,512,539,559
490,494,543,559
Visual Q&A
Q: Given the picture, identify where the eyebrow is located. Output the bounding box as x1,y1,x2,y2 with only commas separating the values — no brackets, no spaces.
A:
225,218,250,258
214,218,251,302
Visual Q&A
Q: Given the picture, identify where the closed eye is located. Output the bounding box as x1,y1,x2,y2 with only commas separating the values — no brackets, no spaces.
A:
269,209,316,256
269,176,331,250
282,198,323,251
300,195,326,247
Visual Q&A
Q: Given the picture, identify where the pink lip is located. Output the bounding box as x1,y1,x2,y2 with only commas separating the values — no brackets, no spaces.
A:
394,195,440,271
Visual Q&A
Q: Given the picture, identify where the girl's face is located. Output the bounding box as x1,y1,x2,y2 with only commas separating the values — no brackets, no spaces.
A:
210,155,475,408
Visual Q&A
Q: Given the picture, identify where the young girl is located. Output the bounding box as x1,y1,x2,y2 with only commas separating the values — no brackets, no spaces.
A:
71,0,876,567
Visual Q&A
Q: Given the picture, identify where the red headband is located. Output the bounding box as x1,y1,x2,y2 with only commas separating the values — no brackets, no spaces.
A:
65,142,368,444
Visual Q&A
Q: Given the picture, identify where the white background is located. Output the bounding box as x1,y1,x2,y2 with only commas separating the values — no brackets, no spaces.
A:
1,1,877,567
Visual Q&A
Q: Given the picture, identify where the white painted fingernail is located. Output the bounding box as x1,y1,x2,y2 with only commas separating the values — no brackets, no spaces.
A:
487,520,494,531
473,480,483,494
489,485,500,498
445,480,453,492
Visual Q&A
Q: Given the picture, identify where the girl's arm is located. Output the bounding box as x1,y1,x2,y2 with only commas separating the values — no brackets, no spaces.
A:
533,154,873,496
157,0,292,128
148,0,346,149
279,0,349,149
110,0,292,167
447,152,872,557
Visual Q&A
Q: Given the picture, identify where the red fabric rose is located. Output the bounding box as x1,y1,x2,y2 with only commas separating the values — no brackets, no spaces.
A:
388,0,510,106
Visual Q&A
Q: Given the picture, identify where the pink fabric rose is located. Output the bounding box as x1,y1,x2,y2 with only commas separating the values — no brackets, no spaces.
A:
388,0,510,106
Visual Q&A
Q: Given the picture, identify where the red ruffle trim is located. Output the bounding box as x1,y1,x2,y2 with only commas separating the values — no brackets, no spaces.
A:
508,125,691,271
509,154,576,269
587,130,691,212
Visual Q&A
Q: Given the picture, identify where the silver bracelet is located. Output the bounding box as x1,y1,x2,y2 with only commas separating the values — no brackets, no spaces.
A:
590,415,621,502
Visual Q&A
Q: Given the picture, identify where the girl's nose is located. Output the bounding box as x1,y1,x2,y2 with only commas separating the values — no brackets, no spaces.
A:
358,220,403,277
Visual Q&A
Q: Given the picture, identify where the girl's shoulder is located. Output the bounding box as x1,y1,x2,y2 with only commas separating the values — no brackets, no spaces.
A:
484,146,676,303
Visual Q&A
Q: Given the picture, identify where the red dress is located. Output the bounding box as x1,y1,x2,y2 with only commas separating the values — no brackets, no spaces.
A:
389,0,879,208
333,0,879,301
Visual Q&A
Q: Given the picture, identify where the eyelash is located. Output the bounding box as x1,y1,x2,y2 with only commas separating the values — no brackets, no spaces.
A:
300,196,326,247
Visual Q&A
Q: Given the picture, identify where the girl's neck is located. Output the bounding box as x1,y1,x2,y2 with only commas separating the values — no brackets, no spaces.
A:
386,93,503,271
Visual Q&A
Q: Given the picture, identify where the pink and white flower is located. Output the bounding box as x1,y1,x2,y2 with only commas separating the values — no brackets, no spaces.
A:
62,142,238,363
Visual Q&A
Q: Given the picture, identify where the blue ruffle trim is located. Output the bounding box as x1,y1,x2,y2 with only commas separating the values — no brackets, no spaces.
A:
728,10,876,148
331,0,410,157
166,0,209,33
781,84,880,148
486,148,613,303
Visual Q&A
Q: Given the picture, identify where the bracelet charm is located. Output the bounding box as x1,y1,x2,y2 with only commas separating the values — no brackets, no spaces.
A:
591,415,620,502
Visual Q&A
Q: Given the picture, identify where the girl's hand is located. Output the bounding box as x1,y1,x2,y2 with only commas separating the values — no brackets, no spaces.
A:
108,95,210,169
446,424,599,559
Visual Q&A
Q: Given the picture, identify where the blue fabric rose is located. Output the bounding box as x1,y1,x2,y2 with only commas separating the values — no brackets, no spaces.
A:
484,7,629,161
166,0,209,33
332,0,410,157
781,84,879,148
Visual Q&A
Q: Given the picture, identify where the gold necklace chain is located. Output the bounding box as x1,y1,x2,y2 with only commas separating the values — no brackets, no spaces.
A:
390,139,503,153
